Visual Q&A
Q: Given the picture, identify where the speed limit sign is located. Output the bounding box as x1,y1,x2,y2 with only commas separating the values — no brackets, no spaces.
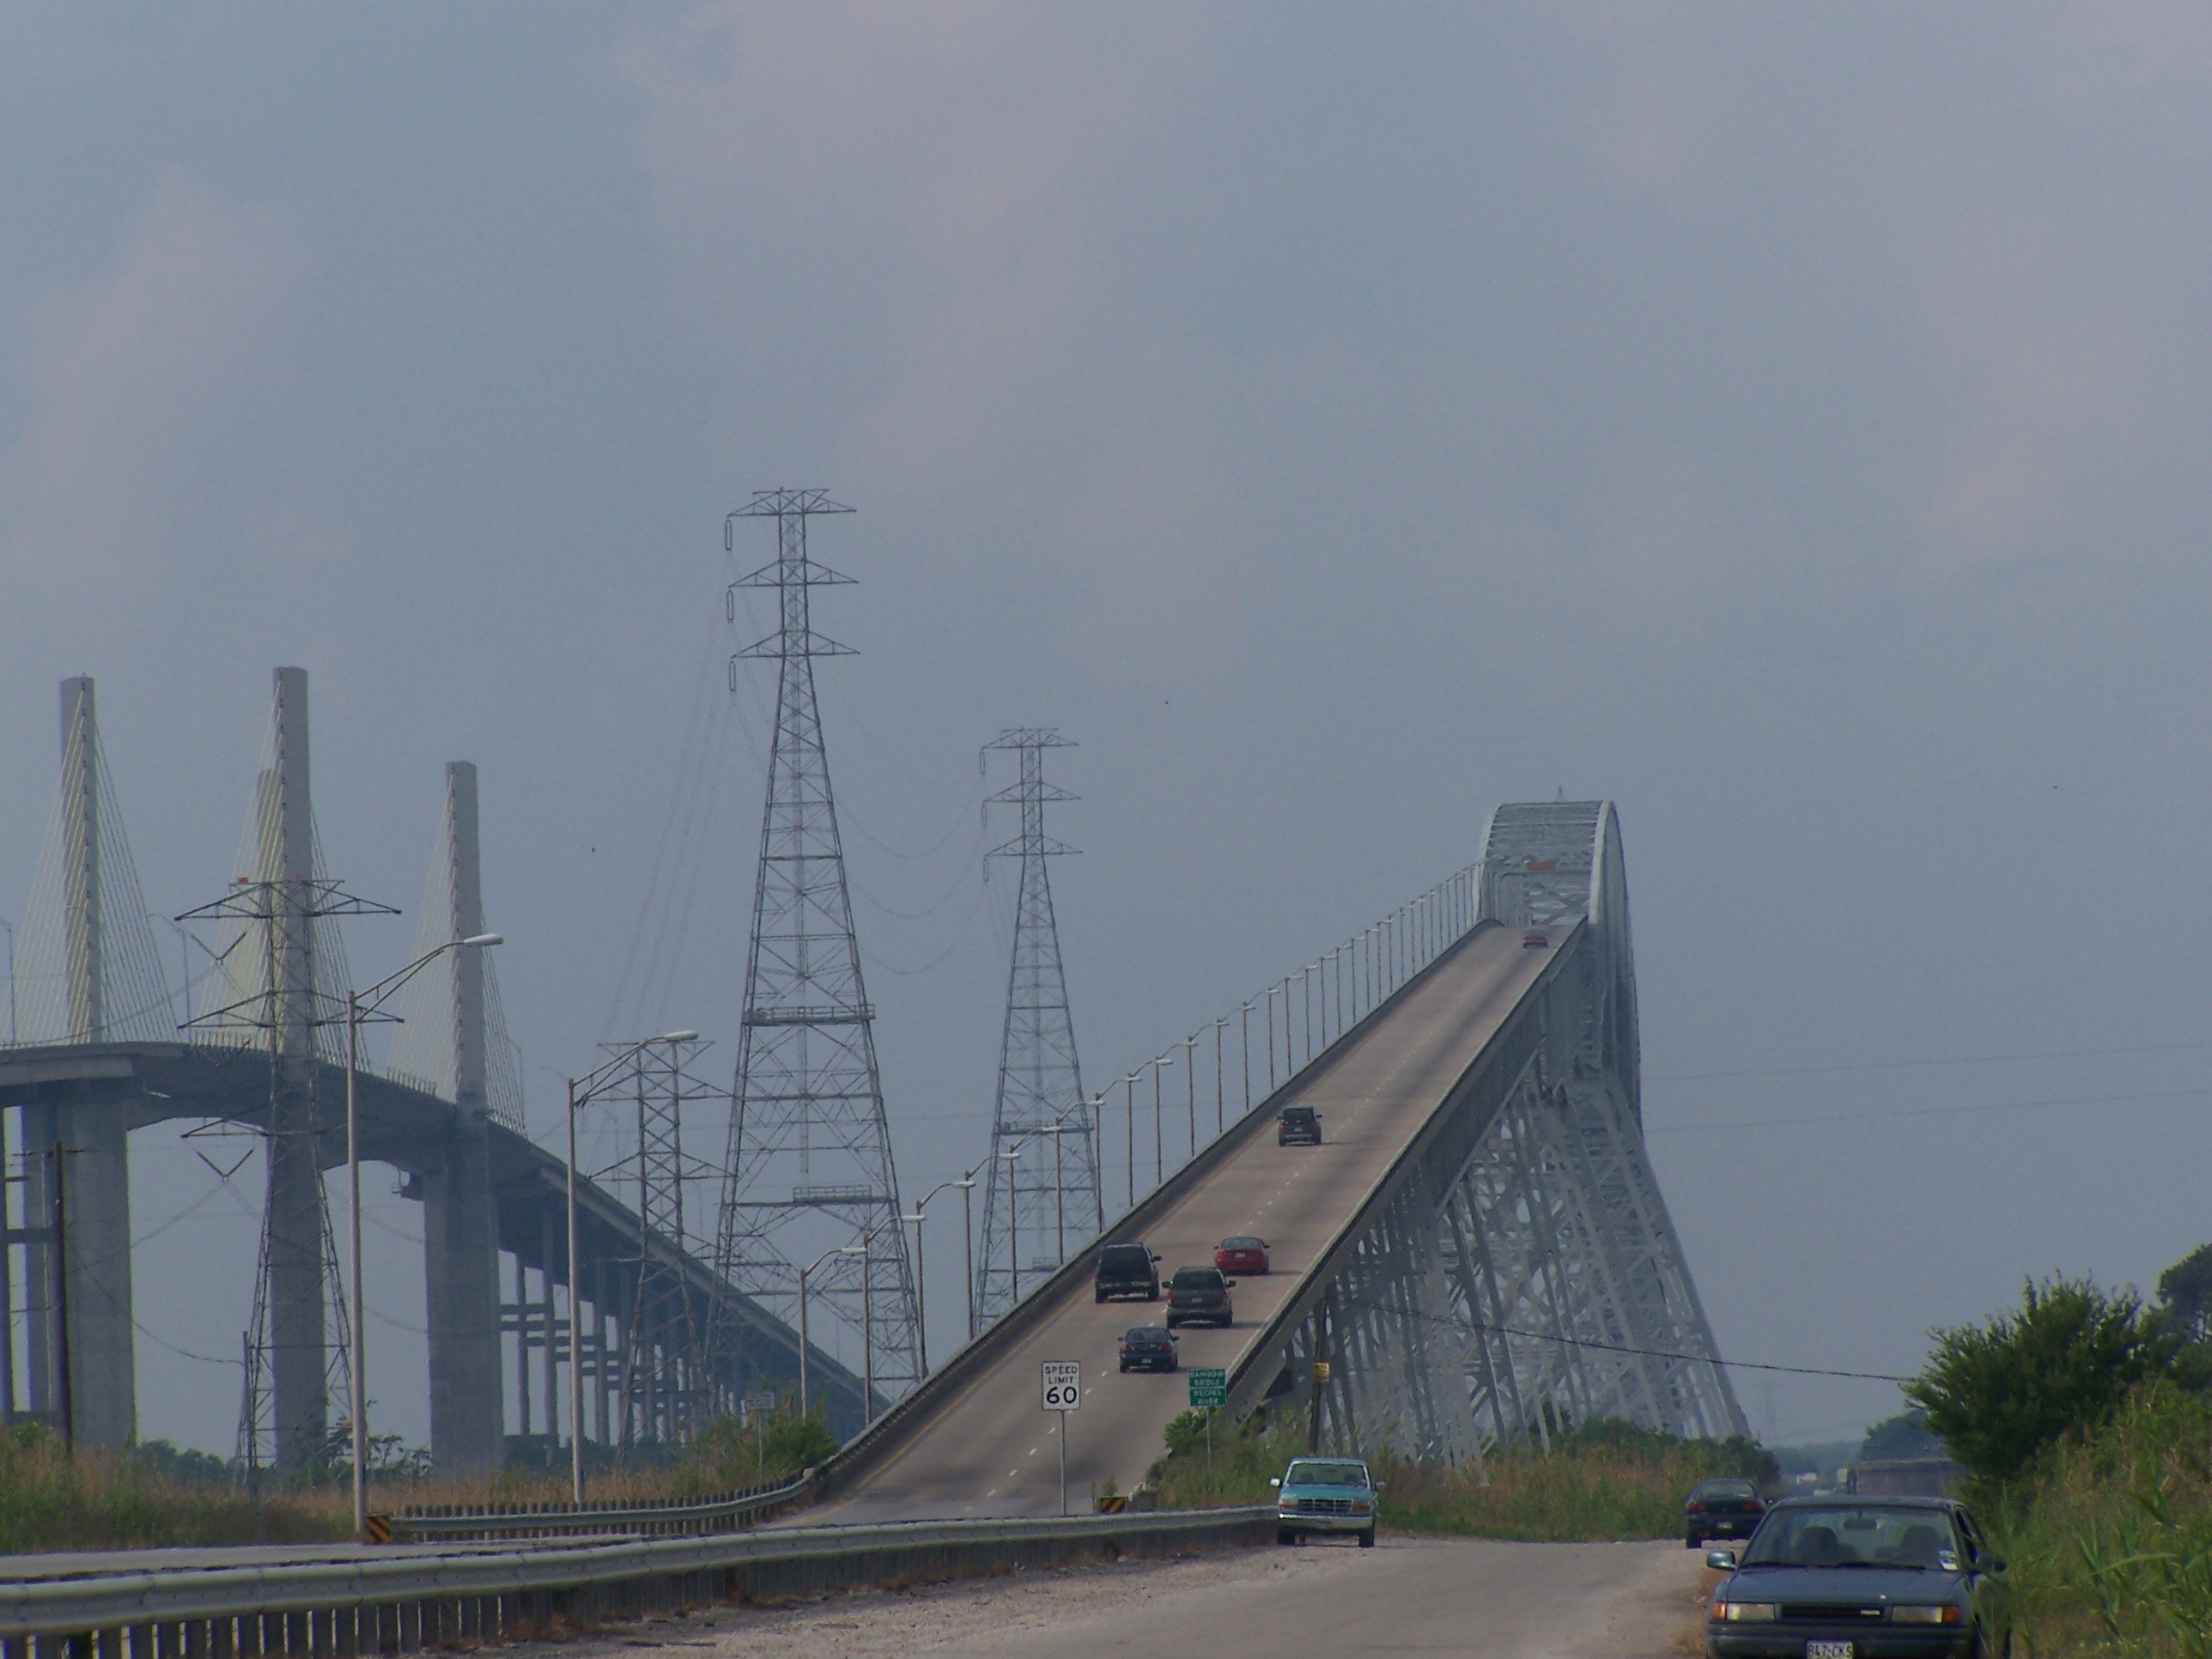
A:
1042,1360,1082,1413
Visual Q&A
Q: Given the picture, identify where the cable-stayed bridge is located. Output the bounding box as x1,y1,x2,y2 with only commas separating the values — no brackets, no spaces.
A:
0,665,1736,1506
0,672,865,1473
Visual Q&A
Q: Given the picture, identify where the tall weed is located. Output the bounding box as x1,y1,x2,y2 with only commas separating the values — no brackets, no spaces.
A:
1151,1411,1771,1541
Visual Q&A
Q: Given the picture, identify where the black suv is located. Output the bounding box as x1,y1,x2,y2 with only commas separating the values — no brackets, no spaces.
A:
1094,1242,1161,1303
1278,1104,1322,1146
1166,1266,1235,1328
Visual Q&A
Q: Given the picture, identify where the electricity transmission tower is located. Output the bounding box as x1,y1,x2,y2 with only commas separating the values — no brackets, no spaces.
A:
975,729,1097,1331
712,490,919,1413
617,1035,716,1444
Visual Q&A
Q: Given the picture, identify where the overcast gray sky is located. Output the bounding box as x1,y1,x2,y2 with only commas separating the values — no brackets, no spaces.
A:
5,3,2211,1456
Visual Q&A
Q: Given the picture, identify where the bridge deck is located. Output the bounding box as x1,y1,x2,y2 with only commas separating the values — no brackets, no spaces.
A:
819,921,1559,1520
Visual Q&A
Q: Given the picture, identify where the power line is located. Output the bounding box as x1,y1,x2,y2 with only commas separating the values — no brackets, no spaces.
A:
1651,1084,2212,1137
1650,1040,2212,1085
1343,1296,1911,1383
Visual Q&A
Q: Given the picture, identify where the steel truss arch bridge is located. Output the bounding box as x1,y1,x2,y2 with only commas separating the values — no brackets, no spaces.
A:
820,799,1743,1517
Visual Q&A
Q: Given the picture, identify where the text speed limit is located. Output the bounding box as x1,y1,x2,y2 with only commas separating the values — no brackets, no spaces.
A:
1041,1361,1082,1412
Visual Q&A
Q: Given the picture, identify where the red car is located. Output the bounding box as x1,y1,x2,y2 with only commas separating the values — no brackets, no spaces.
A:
1214,1235,1270,1275
1521,931,1549,948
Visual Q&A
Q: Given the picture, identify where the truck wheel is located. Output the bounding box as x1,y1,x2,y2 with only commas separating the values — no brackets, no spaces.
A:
1096,1289,1106,1303
1685,1533,1700,1549
1277,1528,1295,1546
1358,1528,1376,1548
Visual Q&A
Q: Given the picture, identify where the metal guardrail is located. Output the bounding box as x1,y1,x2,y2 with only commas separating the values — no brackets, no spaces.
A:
0,1507,1274,1650
394,1472,815,1540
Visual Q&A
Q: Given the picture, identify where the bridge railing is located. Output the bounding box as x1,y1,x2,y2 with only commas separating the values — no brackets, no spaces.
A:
394,1471,814,1540
1088,863,1480,1222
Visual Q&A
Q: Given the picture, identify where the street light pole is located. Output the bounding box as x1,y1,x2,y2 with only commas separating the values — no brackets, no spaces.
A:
345,932,502,1536
797,1243,862,1419
958,1176,976,1340
562,1028,697,1504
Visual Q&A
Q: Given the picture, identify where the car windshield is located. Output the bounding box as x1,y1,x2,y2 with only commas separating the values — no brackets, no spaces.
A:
1694,1480,1758,1500
1743,1506,1958,1569
1285,1460,1369,1489
1172,1267,1221,1288
1222,1237,1261,1249
1123,1327,1170,1342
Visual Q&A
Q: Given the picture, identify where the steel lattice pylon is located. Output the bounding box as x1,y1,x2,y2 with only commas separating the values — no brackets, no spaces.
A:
975,730,1097,1332
711,490,919,1414
619,1036,714,1444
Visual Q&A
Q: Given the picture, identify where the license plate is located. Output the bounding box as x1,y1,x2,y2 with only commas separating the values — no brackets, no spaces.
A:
1806,1644,1853,1659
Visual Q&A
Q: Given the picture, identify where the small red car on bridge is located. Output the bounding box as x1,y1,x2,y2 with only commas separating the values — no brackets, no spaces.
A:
1214,1236,1270,1275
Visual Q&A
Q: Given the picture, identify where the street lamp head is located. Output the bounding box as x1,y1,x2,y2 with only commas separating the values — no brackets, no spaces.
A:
462,933,504,948
660,1030,701,1042
954,1177,975,1189
837,1244,866,1257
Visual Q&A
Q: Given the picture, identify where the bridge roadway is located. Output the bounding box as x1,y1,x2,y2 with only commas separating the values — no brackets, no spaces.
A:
817,920,1563,1522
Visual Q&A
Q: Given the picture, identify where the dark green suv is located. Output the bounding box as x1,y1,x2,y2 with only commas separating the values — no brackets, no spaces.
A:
1166,1265,1235,1328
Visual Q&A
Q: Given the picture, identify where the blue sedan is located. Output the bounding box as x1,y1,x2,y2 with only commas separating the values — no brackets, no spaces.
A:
1706,1497,2012,1659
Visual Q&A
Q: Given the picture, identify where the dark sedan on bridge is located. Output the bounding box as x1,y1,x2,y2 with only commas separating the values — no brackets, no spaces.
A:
1706,1497,2013,1659
1117,1325,1179,1372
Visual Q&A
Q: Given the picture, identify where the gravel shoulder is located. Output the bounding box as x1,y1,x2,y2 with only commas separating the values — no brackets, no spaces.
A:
516,1534,1705,1659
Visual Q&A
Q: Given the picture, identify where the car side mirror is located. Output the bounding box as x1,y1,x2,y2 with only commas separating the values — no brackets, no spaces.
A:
1705,1549,1738,1571
1269,1477,1282,1488
1225,1279,1238,1286
1987,1554,2008,1573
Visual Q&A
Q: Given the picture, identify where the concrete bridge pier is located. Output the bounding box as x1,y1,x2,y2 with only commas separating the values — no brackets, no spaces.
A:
421,763,505,1473
46,679,137,1449
264,668,331,1474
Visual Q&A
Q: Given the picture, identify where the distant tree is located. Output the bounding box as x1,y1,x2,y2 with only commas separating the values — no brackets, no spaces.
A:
2158,1243,2212,1342
1856,1410,1944,1463
1906,1276,2201,1485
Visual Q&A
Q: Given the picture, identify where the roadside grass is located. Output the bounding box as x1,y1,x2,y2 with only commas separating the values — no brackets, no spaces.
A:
1150,1410,1774,1542
1979,1383,2212,1658
0,1404,836,1554
0,1425,348,1553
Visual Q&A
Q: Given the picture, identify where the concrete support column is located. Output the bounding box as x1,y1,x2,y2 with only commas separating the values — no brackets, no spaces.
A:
53,679,136,1449
422,763,503,1472
264,666,327,1475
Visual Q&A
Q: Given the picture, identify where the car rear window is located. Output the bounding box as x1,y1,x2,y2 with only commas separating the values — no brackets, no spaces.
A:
1281,1106,1315,1120
1222,1237,1261,1249
1172,1267,1223,1288
1124,1327,1170,1341
1100,1246,1150,1269
1694,1480,1758,1499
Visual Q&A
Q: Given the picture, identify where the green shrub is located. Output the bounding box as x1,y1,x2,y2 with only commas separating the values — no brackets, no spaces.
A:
1909,1276,2203,1485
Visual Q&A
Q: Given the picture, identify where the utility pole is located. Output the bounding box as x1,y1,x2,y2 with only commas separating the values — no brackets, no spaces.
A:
711,491,920,1419
975,731,1097,1329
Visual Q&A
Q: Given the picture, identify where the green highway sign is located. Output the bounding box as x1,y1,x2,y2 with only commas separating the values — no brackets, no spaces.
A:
1188,1368,1227,1408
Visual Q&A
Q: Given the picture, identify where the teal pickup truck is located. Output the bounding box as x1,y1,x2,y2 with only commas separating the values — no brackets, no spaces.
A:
1271,1455,1380,1547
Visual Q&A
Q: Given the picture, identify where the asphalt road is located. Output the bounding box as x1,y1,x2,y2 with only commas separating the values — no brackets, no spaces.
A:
526,1535,1702,1659
820,922,1560,1520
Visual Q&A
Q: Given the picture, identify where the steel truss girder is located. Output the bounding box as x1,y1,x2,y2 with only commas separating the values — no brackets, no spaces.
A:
1235,803,1745,1462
